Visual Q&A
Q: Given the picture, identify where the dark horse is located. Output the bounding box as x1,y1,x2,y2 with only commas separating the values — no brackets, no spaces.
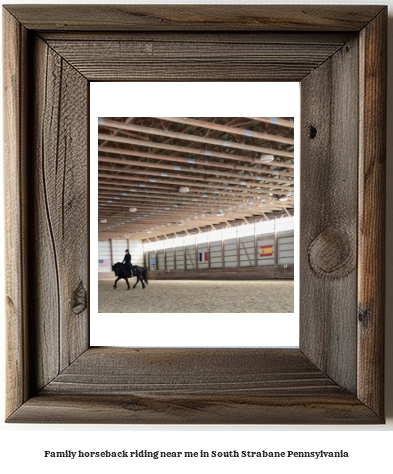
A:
112,262,148,290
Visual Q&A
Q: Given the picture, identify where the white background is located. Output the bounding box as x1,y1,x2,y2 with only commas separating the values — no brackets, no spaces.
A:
1,1,392,473
90,82,300,347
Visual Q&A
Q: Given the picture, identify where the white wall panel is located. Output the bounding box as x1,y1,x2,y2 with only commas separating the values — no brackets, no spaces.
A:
186,245,196,269
98,240,111,272
239,236,255,267
166,249,175,270
240,241,254,249
140,230,294,272
112,239,128,265
240,252,254,266
210,241,222,267
157,250,165,269
278,236,294,265
129,240,144,266
176,248,185,269
240,235,254,244
224,239,237,267
225,246,237,253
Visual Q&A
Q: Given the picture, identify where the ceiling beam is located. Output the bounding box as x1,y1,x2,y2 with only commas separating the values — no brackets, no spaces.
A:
98,154,294,185
155,117,294,145
98,145,294,176
98,117,295,241
98,132,294,165
98,190,292,205
98,182,292,199
245,117,294,129
98,166,293,192
98,118,294,158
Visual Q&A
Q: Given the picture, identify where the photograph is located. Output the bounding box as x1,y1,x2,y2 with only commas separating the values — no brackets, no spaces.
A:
97,116,295,314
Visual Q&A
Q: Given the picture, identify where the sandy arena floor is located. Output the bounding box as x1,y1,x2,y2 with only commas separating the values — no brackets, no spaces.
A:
98,279,294,313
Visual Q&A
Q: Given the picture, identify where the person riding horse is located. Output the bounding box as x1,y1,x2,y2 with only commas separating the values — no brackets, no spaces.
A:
112,262,148,290
122,249,133,277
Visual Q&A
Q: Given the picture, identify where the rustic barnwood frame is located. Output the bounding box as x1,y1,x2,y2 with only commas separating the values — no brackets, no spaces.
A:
3,5,386,423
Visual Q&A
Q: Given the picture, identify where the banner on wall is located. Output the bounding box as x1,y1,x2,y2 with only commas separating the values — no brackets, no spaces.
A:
98,259,111,267
198,252,208,262
259,245,273,257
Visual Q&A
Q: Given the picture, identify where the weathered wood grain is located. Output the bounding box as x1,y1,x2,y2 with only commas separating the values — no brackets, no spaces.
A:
7,348,379,424
9,392,380,425
28,36,89,391
3,5,384,32
357,9,386,418
300,36,359,394
3,8,29,417
46,38,346,81
43,348,338,394
29,38,60,390
41,31,353,44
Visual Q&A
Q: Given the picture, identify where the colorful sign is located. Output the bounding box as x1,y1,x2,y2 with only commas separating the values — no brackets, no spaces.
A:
198,252,208,262
98,259,110,267
259,245,273,257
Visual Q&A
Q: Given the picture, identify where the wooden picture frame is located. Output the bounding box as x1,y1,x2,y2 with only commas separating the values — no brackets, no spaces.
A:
3,5,386,424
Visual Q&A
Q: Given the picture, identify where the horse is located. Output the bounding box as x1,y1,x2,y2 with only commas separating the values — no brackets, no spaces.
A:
112,262,148,290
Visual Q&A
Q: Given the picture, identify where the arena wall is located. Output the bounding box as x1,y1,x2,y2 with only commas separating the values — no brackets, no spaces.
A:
98,229,294,280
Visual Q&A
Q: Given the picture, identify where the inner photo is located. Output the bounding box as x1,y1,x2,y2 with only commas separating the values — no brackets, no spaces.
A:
97,116,295,314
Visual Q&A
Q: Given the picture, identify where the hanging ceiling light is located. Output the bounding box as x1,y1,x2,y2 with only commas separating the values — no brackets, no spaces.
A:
279,196,288,202
179,186,189,193
129,207,137,212
260,154,275,163
99,219,107,223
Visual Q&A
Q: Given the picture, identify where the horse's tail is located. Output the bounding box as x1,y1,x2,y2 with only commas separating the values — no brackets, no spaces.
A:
143,268,148,284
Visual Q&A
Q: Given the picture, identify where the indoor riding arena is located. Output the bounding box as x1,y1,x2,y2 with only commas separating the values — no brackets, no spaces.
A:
98,117,295,313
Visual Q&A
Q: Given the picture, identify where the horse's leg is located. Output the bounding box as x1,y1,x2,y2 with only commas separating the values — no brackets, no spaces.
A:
133,275,140,289
143,268,148,285
113,277,120,289
135,274,145,289
125,277,130,290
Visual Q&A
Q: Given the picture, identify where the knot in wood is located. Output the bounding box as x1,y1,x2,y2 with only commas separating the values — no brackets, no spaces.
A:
73,281,87,315
308,228,355,279
358,307,370,325
309,125,317,139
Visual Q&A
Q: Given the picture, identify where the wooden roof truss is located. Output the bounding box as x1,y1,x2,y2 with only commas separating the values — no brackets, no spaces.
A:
98,117,295,241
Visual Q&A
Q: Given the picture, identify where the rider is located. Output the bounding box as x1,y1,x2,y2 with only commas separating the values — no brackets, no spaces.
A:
122,249,133,277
